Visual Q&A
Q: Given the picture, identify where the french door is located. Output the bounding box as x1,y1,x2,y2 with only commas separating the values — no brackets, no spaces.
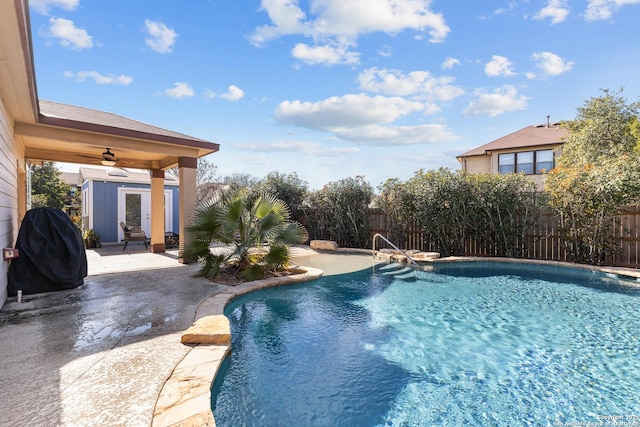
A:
118,189,173,242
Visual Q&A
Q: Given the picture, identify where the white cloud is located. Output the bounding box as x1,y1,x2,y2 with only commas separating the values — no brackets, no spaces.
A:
30,0,78,15
234,140,320,153
378,45,393,57
275,93,425,130
585,0,640,20
485,55,515,77
333,124,458,145
463,85,529,117
47,17,93,50
245,155,272,166
493,2,517,15
442,57,460,69
249,0,310,46
274,93,456,145
144,20,178,54
205,85,246,101
164,82,194,98
250,0,450,64
317,147,361,156
534,0,570,24
531,51,574,75
63,71,133,85
357,67,464,102
292,42,360,65
234,140,360,157
220,85,245,101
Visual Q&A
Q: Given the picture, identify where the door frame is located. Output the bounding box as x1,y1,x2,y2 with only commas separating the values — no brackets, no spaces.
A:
117,188,173,242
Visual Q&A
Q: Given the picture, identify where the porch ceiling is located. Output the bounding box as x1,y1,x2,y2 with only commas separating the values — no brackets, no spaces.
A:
16,121,217,170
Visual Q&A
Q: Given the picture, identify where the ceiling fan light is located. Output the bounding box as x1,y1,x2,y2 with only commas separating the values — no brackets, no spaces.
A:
101,148,117,166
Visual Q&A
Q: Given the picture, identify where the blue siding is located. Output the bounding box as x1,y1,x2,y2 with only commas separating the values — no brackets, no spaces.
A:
89,180,180,244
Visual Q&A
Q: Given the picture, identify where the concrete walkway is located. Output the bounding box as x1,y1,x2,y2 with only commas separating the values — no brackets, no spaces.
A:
0,244,379,427
0,246,221,427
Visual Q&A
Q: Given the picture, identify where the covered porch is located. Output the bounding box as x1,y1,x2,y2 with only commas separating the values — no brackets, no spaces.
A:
15,100,219,255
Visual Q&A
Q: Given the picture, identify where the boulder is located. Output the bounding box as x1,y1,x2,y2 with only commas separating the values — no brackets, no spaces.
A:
310,240,339,251
181,315,231,345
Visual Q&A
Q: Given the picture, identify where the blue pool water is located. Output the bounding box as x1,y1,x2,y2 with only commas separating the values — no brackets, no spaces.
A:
211,262,640,426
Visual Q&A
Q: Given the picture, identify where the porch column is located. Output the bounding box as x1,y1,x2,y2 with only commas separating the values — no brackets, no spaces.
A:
178,156,197,263
149,169,166,253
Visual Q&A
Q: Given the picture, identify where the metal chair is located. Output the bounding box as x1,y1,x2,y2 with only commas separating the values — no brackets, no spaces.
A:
119,222,149,251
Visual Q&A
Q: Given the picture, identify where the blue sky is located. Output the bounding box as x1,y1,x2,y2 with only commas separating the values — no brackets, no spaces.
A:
29,0,640,189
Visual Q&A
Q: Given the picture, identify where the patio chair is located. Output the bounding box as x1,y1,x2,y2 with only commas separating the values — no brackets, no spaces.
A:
119,221,149,252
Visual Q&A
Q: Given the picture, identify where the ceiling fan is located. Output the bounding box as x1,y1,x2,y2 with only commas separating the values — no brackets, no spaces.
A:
76,148,119,166
100,148,117,166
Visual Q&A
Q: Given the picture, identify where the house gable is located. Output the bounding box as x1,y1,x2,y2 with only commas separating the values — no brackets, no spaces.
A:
457,123,567,189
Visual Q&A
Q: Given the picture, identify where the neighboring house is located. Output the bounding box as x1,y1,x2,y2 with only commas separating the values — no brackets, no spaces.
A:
0,1,219,308
60,171,81,218
456,121,568,189
80,167,180,244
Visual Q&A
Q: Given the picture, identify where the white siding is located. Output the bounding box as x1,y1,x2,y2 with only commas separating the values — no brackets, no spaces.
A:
0,98,20,307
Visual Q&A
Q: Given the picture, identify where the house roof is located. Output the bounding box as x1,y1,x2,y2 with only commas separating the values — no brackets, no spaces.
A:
457,123,568,159
39,100,213,147
17,99,219,170
60,172,81,186
80,167,179,186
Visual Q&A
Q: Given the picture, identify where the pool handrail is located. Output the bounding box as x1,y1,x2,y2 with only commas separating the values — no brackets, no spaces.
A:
372,233,417,265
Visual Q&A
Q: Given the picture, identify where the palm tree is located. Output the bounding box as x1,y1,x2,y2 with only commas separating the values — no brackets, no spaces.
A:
183,191,308,281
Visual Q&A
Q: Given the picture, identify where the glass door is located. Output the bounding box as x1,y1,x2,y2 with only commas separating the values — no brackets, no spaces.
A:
121,190,151,237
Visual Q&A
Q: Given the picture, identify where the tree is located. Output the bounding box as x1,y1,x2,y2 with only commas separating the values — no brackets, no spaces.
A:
469,173,543,257
258,171,308,220
547,158,640,264
303,176,374,248
168,157,219,202
375,178,412,248
405,168,474,256
183,191,308,281
559,88,640,166
547,89,640,264
30,162,70,210
222,173,260,200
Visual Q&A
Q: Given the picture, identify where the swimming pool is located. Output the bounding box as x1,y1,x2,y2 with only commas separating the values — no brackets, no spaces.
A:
211,261,640,426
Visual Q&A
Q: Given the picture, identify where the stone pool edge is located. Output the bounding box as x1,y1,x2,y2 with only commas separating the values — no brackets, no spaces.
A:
151,266,324,427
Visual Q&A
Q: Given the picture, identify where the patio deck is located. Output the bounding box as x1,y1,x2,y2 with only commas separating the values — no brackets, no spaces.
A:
0,244,378,426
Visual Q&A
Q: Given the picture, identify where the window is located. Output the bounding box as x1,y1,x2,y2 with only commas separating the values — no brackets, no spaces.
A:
498,149,554,175
82,188,89,216
516,151,533,174
536,149,553,173
498,153,515,174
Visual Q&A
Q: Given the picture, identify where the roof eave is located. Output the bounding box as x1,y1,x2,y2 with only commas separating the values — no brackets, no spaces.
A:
38,115,219,155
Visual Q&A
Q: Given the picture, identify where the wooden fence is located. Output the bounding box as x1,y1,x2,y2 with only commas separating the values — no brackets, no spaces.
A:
309,205,640,269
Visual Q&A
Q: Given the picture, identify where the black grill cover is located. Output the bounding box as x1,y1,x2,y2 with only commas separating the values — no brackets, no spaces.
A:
7,207,87,296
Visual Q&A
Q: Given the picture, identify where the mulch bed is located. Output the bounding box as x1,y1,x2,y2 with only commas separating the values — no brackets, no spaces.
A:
213,267,307,286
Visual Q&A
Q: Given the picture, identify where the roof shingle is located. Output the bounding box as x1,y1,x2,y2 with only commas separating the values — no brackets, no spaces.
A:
458,124,567,158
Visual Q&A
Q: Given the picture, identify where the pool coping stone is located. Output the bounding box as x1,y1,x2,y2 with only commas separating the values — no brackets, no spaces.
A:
151,266,324,427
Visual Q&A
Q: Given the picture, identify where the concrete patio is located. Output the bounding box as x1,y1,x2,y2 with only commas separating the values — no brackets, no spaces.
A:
0,244,378,427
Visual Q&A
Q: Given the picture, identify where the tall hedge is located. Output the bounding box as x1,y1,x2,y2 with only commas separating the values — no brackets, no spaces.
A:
303,176,374,248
